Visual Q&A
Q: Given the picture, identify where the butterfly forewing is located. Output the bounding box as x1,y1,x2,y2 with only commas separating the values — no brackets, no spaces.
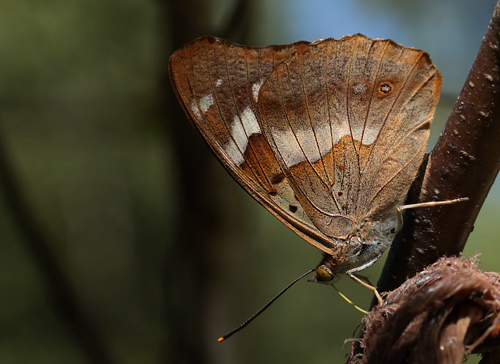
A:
170,34,441,256
169,37,337,253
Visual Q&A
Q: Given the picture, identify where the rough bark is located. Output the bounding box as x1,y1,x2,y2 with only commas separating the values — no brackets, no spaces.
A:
350,1,500,362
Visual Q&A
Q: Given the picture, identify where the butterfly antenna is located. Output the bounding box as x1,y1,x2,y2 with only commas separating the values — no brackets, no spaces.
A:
331,284,368,314
218,269,314,342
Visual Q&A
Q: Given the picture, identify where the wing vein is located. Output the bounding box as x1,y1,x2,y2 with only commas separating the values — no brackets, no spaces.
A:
268,61,333,211
345,38,361,203
243,49,280,190
325,46,342,212
359,41,390,166
278,63,330,188
365,121,429,208
361,50,427,173
202,46,264,188
299,52,333,187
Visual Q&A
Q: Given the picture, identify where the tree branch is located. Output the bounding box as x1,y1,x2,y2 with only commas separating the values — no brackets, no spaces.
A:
161,1,252,363
378,0,500,293
350,0,500,361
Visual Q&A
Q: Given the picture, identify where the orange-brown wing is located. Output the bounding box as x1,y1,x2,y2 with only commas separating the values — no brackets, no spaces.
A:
169,36,338,254
257,34,441,238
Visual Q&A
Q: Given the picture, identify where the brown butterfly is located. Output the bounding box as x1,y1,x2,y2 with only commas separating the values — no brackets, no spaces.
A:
169,34,453,337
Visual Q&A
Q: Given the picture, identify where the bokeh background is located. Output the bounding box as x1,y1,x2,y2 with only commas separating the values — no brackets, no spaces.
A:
1,0,499,363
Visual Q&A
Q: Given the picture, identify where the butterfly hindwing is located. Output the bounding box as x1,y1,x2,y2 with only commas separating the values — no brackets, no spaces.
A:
258,34,440,239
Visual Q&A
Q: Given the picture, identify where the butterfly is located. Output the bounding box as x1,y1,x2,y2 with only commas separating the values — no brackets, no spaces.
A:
169,33,443,316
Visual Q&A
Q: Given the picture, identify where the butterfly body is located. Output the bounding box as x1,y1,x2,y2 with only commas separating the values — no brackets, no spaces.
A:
311,206,399,284
169,34,441,284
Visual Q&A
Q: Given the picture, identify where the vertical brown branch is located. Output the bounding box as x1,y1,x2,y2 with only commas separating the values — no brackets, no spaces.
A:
378,0,500,293
160,2,213,363
160,1,251,363
348,1,500,362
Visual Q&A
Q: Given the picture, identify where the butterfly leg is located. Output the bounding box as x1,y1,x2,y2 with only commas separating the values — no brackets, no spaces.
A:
346,269,384,307
398,197,468,214
351,272,374,287
395,197,468,233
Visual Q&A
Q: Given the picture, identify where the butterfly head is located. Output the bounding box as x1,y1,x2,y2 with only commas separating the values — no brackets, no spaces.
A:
308,253,344,285
308,222,396,286
309,263,340,284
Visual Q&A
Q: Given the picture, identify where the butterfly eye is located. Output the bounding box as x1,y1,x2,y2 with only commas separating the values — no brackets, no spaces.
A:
379,82,393,95
315,265,334,281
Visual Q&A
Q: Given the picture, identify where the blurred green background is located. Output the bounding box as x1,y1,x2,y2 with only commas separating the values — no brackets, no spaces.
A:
1,0,498,363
